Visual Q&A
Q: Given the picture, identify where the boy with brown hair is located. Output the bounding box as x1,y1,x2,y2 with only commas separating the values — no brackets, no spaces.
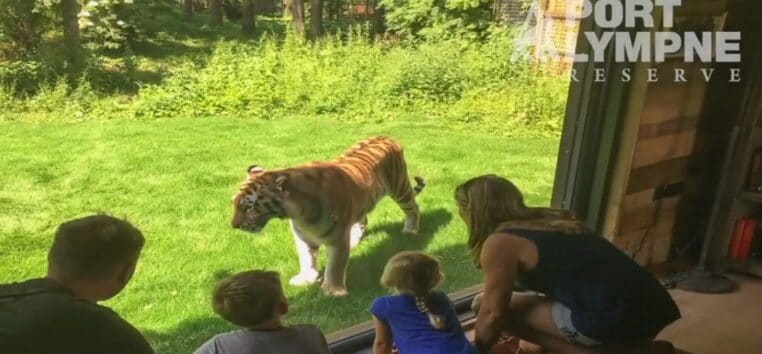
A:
194,270,331,354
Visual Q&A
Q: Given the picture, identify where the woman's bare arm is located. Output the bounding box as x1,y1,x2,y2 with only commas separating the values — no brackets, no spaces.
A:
474,233,521,353
372,316,394,354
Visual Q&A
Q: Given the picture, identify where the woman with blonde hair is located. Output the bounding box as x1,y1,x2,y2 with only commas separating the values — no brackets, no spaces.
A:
370,251,478,354
456,175,680,354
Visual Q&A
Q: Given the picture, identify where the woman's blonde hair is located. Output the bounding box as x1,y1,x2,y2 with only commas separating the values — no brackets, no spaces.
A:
454,175,586,266
380,251,446,330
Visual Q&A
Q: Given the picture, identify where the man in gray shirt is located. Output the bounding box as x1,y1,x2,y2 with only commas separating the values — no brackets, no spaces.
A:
194,270,331,354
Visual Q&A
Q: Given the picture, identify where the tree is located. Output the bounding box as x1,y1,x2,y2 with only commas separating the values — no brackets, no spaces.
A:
241,0,255,34
309,0,322,39
290,0,305,35
372,0,386,37
183,0,194,17
0,0,53,60
379,0,492,41
59,0,83,67
210,0,223,26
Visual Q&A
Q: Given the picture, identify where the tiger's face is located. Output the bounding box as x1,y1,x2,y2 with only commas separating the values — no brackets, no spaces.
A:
231,165,287,233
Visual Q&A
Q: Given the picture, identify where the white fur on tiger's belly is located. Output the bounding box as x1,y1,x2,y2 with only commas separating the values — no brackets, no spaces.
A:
349,222,365,249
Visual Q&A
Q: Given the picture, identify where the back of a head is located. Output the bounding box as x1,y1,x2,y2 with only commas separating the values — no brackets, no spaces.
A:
381,251,447,330
381,251,442,296
212,270,283,328
455,175,586,265
48,214,145,281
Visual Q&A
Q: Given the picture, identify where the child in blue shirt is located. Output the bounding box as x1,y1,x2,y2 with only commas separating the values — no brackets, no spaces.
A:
370,251,479,354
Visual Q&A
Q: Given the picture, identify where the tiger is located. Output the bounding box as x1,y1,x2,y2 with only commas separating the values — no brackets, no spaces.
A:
231,136,426,296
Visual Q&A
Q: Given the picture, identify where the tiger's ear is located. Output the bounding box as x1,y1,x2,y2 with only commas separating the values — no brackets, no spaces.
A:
248,165,265,178
275,175,288,193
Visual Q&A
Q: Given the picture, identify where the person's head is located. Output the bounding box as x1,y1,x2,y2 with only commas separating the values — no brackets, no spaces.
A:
454,175,583,265
381,251,446,329
47,214,145,302
212,270,288,329
381,251,443,296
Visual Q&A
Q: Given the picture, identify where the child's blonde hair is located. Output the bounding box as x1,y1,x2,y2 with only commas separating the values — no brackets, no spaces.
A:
380,251,446,330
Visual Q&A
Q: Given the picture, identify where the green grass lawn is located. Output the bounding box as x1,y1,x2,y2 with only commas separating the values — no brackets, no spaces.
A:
0,116,559,353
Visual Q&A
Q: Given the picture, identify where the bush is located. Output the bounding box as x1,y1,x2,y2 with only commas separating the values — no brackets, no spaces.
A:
0,60,54,95
380,0,493,41
0,0,55,60
79,0,137,53
6,24,569,137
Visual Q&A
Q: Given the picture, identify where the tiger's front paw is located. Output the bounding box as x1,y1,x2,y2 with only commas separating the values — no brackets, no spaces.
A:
321,283,348,296
289,270,320,287
402,227,418,235
402,218,419,235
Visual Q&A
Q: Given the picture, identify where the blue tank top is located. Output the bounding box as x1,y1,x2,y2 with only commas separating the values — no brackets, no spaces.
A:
370,291,478,354
505,228,680,343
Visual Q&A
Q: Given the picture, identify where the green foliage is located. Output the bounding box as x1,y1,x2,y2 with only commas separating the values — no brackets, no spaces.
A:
4,25,568,137
0,60,53,94
0,0,57,59
380,0,493,41
79,0,137,52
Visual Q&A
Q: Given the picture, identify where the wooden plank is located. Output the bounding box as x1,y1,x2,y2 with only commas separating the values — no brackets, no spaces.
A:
632,130,697,168
627,156,692,193
613,222,675,266
640,62,709,124
621,188,656,212
600,61,651,240
650,236,674,264
618,195,681,234
638,116,700,140
615,218,676,244
674,0,728,16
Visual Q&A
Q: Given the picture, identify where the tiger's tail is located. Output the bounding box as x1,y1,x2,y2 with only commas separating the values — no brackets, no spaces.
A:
413,176,426,195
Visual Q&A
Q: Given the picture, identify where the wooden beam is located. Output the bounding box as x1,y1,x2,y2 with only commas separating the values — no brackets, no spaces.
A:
618,195,681,234
632,129,697,168
600,60,651,241
638,116,700,140
627,156,692,193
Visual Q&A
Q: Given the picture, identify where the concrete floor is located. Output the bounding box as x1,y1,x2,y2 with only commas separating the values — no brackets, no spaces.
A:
658,275,762,354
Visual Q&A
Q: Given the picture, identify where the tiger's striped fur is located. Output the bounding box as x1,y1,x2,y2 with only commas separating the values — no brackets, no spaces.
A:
231,136,425,296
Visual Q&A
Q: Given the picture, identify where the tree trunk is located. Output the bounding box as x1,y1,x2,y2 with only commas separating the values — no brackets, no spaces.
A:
309,0,323,39
60,0,82,66
183,0,194,17
242,0,255,34
372,1,386,37
291,0,305,36
210,0,223,26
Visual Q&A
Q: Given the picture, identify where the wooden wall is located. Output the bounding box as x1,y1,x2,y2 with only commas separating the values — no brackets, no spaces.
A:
600,2,734,266
606,60,710,266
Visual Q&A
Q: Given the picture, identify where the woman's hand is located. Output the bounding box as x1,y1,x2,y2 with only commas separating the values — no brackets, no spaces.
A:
489,335,520,354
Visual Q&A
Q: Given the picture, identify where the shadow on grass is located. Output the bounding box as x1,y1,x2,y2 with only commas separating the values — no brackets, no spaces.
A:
145,208,481,354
